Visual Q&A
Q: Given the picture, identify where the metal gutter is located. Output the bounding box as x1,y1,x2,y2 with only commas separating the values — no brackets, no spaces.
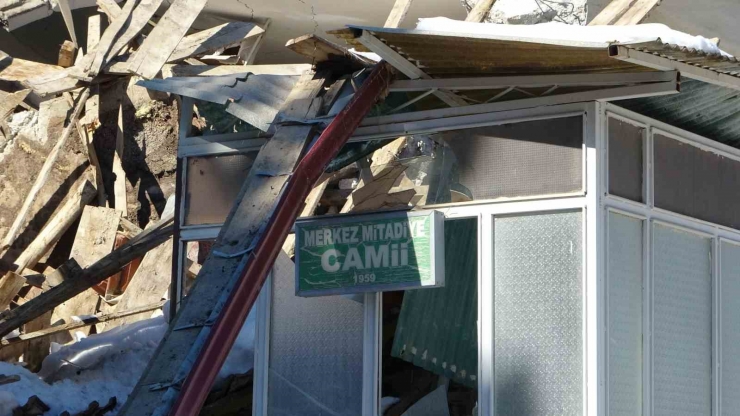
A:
168,61,394,416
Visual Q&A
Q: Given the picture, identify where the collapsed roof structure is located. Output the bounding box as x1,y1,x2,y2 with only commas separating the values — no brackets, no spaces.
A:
1,0,740,415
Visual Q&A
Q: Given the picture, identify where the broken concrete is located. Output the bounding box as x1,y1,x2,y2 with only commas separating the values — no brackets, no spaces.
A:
462,0,588,25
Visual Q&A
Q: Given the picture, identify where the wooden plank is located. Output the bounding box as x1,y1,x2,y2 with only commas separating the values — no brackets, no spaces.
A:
113,104,127,216
82,0,137,76
103,0,165,63
2,301,165,346
384,0,413,28
11,180,97,274
51,206,121,338
167,22,264,63
0,57,61,82
589,0,635,25
23,287,51,372
0,214,174,338
1,89,90,251
614,0,661,25
465,0,497,22
96,0,121,22
162,63,311,78
0,272,25,312
57,0,77,47
119,71,329,416
126,0,210,80
105,239,172,329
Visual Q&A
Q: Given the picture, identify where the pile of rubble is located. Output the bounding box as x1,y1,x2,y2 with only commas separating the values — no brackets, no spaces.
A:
0,0,272,414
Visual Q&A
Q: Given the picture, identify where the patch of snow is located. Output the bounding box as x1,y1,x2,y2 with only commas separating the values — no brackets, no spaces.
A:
1,303,257,415
218,310,256,379
416,17,733,57
0,392,18,416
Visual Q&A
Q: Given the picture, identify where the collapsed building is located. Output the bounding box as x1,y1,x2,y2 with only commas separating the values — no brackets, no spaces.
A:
1,0,740,415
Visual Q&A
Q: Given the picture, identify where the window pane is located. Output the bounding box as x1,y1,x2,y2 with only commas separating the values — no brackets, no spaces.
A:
721,242,740,416
494,211,583,416
608,117,644,202
185,153,257,225
267,253,364,416
654,133,740,229
439,116,583,202
607,212,643,416
652,224,711,416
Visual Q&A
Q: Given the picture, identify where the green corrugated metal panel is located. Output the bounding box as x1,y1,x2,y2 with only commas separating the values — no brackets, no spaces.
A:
617,78,740,147
391,218,478,387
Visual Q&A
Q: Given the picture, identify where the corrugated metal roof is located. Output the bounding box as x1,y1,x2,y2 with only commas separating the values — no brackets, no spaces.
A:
391,218,478,387
138,74,298,132
617,78,740,146
330,26,648,77
620,41,740,77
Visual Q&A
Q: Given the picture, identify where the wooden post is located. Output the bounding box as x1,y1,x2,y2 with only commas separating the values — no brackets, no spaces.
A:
1,88,90,252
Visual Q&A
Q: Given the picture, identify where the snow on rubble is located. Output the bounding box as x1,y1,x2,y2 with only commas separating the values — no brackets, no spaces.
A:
416,17,733,58
0,306,256,416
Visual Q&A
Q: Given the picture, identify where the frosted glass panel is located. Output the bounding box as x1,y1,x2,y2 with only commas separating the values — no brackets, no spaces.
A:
268,254,364,416
607,213,643,416
494,211,583,416
653,224,712,416
721,242,740,416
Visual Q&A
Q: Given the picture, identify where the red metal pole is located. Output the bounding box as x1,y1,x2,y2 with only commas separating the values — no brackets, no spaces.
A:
170,62,394,416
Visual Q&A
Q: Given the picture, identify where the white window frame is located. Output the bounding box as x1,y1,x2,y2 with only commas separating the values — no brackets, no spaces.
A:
600,102,740,416
252,102,598,416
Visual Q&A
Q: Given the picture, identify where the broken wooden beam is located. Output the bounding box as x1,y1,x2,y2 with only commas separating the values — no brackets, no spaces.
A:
589,0,635,25
1,88,90,252
1,300,165,346
465,0,497,22
11,180,97,273
384,0,413,28
82,0,137,77
614,0,661,25
0,214,174,338
126,0,210,79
